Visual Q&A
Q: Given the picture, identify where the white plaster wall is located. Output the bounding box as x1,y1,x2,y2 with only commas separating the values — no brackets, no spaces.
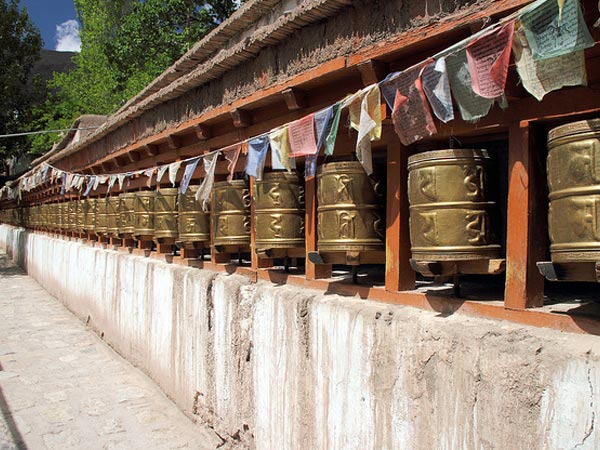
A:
2,224,600,450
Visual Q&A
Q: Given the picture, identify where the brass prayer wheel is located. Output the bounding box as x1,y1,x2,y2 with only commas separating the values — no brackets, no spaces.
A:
254,172,305,251
408,149,501,261
83,199,96,233
67,201,76,232
178,186,209,243
316,162,385,253
211,180,251,250
106,196,120,237
118,193,136,237
154,188,178,241
95,197,108,236
134,191,154,239
547,119,600,263
75,200,85,233
57,202,65,231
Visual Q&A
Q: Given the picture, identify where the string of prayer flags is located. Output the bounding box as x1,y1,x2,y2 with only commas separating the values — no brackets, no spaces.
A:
466,20,515,99
315,105,335,150
168,161,182,187
179,158,200,194
519,0,594,60
381,64,437,147
107,175,117,193
195,151,220,210
512,23,587,100
344,84,382,175
422,58,454,123
143,168,155,188
446,49,495,122
83,177,95,196
223,145,241,182
156,165,168,184
117,173,126,191
269,126,294,172
288,114,319,157
324,103,342,156
246,135,269,180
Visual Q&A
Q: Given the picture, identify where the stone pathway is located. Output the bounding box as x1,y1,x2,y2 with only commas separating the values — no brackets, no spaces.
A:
0,251,221,450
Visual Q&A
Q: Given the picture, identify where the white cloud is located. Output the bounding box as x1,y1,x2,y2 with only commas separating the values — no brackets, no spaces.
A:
55,19,81,52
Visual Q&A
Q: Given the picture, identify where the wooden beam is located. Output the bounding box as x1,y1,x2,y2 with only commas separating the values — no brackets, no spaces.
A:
504,121,546,309
193,124,212,140
385,136,415,291
357,60,388,86
231,108,252,128
101,162,113,172
281,87,308,111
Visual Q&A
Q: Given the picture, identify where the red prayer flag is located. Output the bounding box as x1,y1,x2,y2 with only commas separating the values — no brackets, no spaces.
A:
288,114,318,157
466,20,515,99
223,145,241,182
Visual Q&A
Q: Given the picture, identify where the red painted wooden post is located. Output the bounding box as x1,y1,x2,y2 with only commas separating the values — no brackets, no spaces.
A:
385,138,415,291
305,174,331,280
505,121,545,309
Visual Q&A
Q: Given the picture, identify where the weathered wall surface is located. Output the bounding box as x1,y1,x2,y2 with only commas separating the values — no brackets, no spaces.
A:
91,0,496,161
2,223,600,450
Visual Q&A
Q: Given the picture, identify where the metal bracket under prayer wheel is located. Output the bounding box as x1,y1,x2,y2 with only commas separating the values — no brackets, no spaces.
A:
410,258,506,277
537,261,600,283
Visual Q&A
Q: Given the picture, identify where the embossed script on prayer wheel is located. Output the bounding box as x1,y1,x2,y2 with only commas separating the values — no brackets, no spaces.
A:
547,119,600,263
254,172,305,251
84,199,96,233
106,196,120,237
316,162,385,253
154,188,178,241
118,193,136,237
212,180,250,250
178,186,209,243
75,200,85,233
95,197,108,236
408,149,501,262
134,191,154,239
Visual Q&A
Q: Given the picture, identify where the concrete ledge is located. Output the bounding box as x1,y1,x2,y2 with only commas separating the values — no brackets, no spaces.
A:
2,224,600,449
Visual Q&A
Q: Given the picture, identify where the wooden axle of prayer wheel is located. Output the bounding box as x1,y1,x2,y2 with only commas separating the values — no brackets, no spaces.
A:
537,119,600,282
309,161,385,266
154,188,178,245
254,171,305,259
134,191,155,242
407,149,504,278
177,185,210,254
211,180,251,254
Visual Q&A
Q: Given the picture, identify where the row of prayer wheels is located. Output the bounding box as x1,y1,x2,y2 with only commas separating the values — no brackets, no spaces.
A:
3,118,599,282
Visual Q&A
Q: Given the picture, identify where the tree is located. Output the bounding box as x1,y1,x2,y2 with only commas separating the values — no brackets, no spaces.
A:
30,0,238,155
0,0,42,159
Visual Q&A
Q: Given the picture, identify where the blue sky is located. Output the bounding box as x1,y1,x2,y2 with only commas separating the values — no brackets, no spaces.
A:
20,0,80,51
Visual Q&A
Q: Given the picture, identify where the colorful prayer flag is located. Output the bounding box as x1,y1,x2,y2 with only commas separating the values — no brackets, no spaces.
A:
466,20,515,99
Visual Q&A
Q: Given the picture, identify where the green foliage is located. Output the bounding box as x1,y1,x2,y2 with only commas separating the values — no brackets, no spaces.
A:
30,0,238,155
0,0,42,158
